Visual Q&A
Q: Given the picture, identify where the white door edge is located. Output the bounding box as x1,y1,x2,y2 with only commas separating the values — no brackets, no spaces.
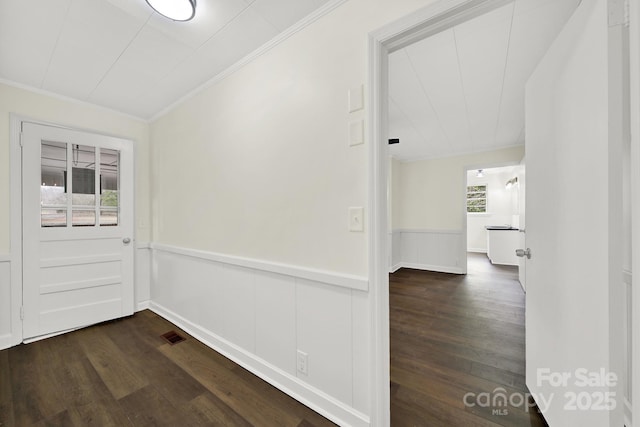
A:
8,114,24,348
629,0,640,422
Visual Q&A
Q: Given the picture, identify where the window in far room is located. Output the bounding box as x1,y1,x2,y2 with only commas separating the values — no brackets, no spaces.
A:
467,184,487,213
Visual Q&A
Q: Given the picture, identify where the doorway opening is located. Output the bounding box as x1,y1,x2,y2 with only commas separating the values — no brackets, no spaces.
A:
370,0,589,424
466,164,525,288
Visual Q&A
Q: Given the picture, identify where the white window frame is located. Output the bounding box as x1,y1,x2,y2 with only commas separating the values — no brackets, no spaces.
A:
466,183,488,214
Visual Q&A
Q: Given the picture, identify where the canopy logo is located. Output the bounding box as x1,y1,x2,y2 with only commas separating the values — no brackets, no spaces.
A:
462,368,619,416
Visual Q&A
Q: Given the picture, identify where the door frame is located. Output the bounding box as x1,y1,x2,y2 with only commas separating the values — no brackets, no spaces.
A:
630,0,640,423
367,0,640,425
8,114,137,347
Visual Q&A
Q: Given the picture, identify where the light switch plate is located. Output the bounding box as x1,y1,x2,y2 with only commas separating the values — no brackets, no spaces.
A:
297,350,308,375
349,120,364,146
349,207,364,232
348,85,364,113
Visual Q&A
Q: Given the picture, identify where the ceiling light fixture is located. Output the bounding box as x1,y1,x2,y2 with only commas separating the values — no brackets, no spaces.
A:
476,169,484,178
145,0,196,21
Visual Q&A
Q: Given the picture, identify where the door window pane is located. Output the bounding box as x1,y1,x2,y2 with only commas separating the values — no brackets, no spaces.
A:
41,141,67,227
72,210,96,227
100,148,119,226
71,145,96,227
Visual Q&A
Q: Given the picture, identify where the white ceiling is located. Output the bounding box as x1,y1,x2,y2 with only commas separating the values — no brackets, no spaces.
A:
0,0,331,119
388,0,581,161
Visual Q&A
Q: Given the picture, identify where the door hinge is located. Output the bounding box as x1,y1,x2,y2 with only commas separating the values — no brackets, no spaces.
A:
20,306,24,320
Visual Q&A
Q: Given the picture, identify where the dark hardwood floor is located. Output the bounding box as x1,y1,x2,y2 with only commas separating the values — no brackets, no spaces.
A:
0,310,336,427
390,253,549,427
1,253,547,426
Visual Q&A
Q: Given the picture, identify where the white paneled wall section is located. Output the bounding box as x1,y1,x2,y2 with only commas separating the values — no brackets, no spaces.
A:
0,255,11,348
135,243,151,311
149,244,370,427
390,229,464,274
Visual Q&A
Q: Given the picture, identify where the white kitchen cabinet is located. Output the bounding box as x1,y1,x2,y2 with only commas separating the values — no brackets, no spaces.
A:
486,228,519,266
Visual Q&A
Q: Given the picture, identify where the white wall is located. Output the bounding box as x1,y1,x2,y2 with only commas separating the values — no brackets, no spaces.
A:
394,146,525,231
390,229,463,274
149,0,439,276
148,0,443,424
466,166,523,253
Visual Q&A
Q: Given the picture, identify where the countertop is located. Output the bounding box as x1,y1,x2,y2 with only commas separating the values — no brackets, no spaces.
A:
485,226,520,231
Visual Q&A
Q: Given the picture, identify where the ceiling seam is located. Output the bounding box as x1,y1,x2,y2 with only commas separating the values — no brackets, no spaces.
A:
403,48,453,152
452,28,474,153
85,14,153,100
39,0,73,89
492,1,516,149
148,0,349,121
133,2,257,107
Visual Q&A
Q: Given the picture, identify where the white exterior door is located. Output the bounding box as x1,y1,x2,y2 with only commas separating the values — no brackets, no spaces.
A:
22,122,134,340
525,0,624,425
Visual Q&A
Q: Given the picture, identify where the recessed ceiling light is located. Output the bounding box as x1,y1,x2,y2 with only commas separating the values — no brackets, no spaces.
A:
146,0,196,21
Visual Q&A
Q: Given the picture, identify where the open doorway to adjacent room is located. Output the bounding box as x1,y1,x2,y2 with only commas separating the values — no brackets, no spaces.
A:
383,0,581,424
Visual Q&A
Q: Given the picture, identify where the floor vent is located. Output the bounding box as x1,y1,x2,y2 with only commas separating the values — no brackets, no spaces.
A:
161,330,186,345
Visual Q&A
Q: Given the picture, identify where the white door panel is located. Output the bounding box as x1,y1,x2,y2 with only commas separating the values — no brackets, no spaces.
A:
525,0,623,425
517,167,526,290
22,122,134,340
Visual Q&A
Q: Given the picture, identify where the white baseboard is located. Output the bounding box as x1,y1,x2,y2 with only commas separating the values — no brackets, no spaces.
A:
0,333,14,350
149,302,370,427
136,300,150,312
389,263,403,273
394,262,464,275
467,248,487,254
390,229,465,276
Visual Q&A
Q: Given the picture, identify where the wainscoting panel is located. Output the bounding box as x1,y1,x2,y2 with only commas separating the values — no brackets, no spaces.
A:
296,279,353,405
0,259,11,348
391,229,464,274
135,244,151,311
390,232,401,272
221,264,257,353
255,272,297,376
150,244,370,427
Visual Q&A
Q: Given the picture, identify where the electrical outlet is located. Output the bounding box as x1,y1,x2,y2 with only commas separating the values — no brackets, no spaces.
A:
297,350,308,375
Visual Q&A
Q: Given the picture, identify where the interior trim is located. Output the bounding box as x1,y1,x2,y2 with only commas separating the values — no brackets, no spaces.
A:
151,243,369,292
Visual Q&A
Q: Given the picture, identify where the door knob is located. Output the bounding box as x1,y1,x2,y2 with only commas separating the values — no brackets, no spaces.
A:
123,237,131,245
516,248,531,259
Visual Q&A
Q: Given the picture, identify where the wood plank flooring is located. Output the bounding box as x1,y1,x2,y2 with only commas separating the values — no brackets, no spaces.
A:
390,253,549,426
2,253,547,426
0,310,336,427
